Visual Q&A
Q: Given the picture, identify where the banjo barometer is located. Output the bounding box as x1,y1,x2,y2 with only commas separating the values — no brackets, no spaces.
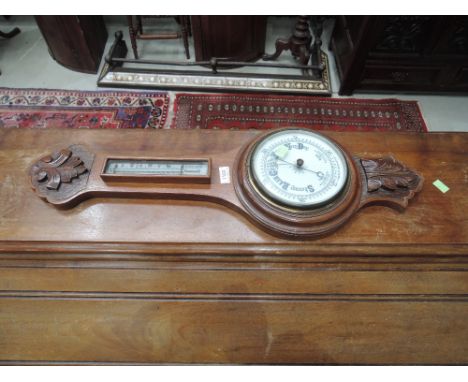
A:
29,128,423,239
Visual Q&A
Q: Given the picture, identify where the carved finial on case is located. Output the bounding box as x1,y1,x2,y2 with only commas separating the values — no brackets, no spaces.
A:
360,156,424,208
29,145,94,206
30,149,87,191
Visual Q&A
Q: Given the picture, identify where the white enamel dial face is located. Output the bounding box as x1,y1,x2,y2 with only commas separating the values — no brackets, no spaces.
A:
250,129,348,208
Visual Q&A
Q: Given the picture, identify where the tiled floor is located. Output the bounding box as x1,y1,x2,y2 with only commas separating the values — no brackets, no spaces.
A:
1,15,467,132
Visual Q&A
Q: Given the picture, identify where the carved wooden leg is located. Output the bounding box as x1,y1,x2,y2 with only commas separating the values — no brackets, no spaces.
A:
263,38,291,61
127,15,139,59
297,44,310,66
262,16,312,68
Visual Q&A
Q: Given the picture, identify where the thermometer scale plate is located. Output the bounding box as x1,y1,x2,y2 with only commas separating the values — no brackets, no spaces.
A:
101,158,211,183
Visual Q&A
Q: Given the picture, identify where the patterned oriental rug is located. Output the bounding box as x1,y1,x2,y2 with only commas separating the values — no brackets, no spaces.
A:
172,93,428,132
0,88,169,129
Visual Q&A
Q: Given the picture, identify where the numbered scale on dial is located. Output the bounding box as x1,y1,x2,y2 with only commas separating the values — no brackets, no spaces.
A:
249,129,349,208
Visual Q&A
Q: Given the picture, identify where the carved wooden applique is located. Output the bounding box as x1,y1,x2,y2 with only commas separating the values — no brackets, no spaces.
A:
29,145,94,205
360,156,424,208
31,149,87,190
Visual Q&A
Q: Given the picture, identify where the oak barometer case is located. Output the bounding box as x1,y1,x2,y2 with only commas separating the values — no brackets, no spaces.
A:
29,128,424,239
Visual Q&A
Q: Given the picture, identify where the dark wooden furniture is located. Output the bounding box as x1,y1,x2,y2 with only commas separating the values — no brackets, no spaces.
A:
127,16,191,60
191,16,267,62
0,128,467,364
35,16,108,74
330,16,468,94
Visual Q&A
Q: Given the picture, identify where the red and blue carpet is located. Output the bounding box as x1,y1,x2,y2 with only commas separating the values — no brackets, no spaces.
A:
0,88,169,129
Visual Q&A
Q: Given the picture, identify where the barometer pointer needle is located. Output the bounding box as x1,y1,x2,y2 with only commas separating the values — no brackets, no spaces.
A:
275,157,324,178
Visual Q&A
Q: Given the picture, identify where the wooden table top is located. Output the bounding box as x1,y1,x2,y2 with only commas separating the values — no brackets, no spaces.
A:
0,128,466,257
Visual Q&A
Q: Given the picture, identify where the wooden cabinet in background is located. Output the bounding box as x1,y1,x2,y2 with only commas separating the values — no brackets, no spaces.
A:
330,16,468,94
191,16,267,63
35,16,108,74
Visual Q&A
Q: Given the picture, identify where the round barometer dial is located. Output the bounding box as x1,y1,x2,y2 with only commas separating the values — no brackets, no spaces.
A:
250,129,348,208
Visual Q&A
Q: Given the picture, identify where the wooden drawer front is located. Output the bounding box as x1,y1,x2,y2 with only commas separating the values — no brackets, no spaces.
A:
361,65,442,86
1,264,468,364
1,298,468,364
1,267,468,295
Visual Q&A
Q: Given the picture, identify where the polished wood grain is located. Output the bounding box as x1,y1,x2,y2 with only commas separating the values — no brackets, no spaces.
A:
0,128,466,246
1,267,468,295
2,299,468,364
0,128,467,364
